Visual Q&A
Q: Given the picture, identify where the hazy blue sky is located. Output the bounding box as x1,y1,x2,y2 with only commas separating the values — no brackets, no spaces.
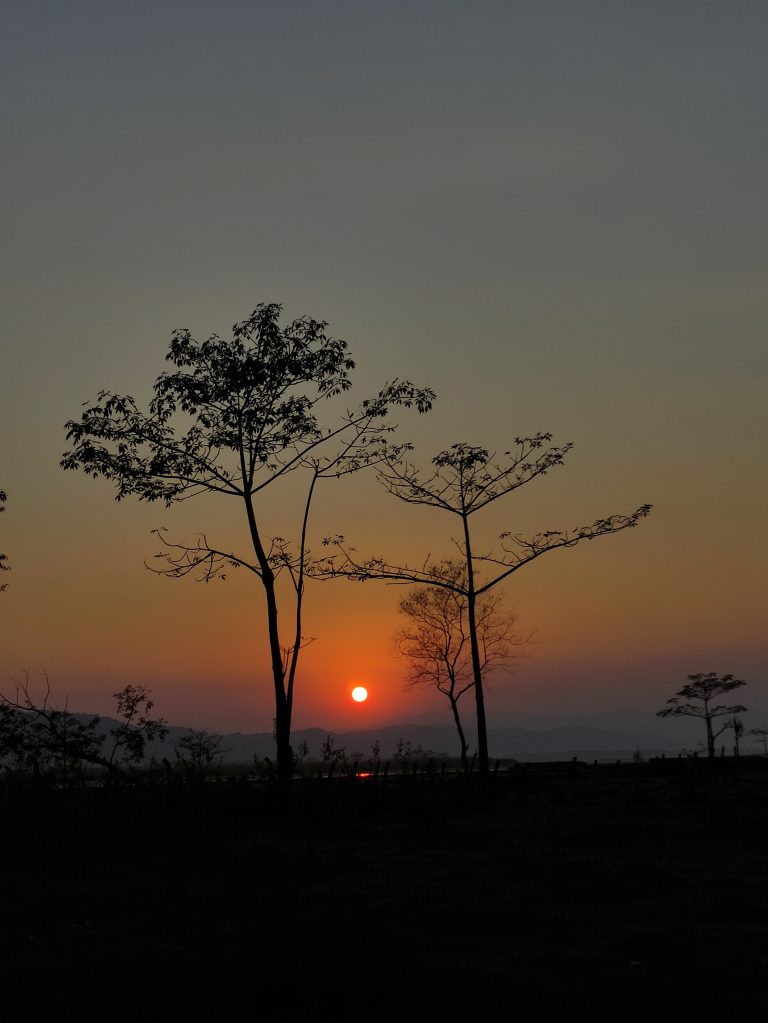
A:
1,1,766,739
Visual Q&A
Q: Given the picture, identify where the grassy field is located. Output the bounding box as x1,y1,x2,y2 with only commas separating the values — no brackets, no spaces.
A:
2,759,766,1021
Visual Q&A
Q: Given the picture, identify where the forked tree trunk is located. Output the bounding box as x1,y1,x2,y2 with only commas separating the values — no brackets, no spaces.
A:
245,492,294,782
262,577,294,783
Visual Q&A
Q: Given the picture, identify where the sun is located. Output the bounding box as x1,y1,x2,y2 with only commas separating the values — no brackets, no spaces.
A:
351,685,368,703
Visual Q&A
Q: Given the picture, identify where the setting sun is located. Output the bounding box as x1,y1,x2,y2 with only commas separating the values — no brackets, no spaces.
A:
351,686,369,703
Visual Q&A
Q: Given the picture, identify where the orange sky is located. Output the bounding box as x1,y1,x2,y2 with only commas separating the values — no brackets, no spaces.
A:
1,2,766,735
2,423,765,733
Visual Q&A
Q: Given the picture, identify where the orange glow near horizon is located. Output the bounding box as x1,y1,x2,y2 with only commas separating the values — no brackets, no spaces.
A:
351,686,369,703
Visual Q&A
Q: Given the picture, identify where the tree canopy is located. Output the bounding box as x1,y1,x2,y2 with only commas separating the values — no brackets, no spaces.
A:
62,303,434,780
62,304,432,504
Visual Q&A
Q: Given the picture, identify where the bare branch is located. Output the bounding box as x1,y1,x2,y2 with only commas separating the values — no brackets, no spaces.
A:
475,505,652,594
147,528,262,582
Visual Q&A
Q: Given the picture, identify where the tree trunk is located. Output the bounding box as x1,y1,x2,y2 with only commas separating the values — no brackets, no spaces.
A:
705,714,715,759
466,592,489,775
462,512,489,776
262,573,293,782
244,492,293,782
273,689,294,782
449,695,469,774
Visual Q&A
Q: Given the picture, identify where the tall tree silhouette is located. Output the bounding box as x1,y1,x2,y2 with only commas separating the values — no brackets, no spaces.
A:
62,303,433,780
396,560,527,772
0,489,8,591
322,438,651,775
657,672,748,758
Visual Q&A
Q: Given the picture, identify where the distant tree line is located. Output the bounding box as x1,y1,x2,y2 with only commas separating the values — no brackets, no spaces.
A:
0,672,226,784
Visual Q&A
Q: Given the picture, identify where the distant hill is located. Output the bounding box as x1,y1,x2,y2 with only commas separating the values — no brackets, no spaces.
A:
78,715,693,763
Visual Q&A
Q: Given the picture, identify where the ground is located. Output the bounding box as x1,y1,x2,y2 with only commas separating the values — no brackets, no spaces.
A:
1,759,766,1021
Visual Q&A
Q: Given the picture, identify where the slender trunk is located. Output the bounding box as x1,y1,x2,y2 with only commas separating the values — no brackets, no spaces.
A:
285,469,319,721
243,491,292,781
462,511,489,775
705,713,715,759
448,695,469,774
273,685,293,782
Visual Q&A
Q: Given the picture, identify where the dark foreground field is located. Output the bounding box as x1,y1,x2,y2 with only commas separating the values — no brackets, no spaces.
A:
2,760,766,1021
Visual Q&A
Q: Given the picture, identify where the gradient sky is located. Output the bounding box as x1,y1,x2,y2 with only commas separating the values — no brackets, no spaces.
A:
1,1,766,739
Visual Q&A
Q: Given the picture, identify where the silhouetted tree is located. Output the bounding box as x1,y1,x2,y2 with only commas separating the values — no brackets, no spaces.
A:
322,438,650,775
62,303,433,781
321,734,346,764
750,727,768,757
107,684,169,765
657,672,748,759
729,715,745,758
396,559,527,772
0,489,8,591
174,728,225,777
0,672,103,779
0,673,167,779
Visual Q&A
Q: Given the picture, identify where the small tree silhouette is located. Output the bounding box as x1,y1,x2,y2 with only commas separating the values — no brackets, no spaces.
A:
321,438,650,775
396,559,527,773
729,716,745,758
62,303,433,781
657,673,748,759
174,728,226,777
750,727,768,757
321,734,347,764
107,684,169,765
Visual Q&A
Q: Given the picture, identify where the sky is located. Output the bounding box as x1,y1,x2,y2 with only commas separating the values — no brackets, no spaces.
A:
1,1,766,742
